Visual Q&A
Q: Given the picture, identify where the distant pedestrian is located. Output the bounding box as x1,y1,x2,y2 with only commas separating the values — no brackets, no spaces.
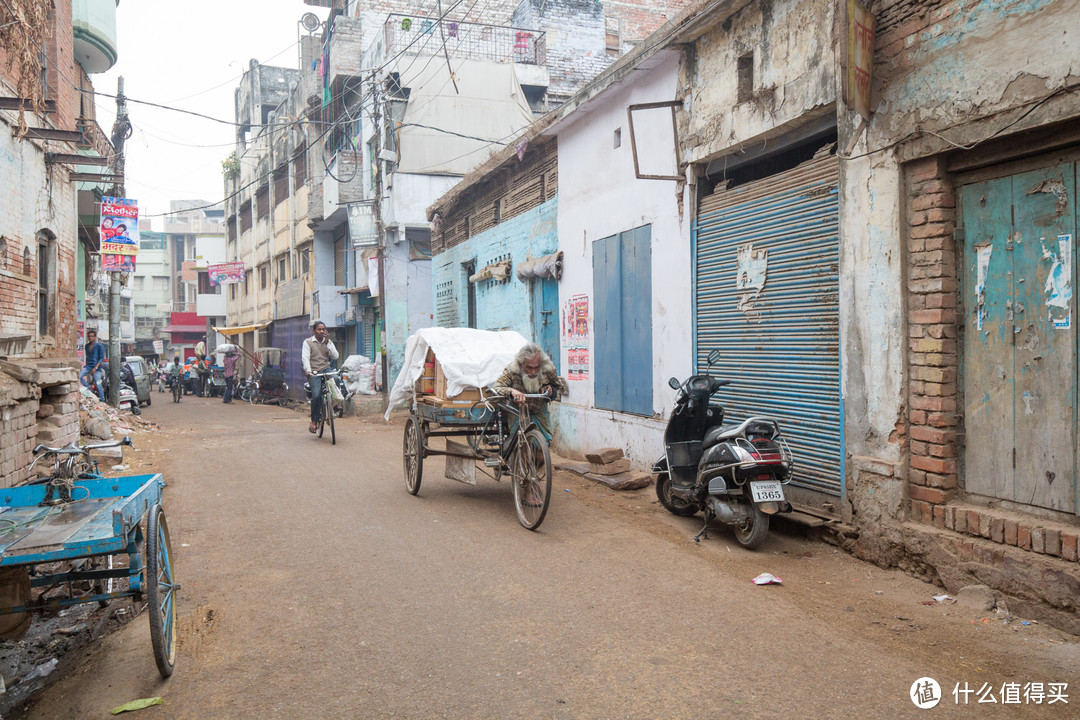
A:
223,350,238,403
80,329,106,401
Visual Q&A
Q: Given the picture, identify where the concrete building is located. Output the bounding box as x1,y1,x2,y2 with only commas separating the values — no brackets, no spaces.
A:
163,200,226,356
300,0,692,389
0,0,121,486
130,230,171,360
425,0,1080,631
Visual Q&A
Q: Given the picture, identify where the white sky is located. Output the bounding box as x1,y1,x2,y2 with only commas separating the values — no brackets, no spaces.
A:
93,1,329,229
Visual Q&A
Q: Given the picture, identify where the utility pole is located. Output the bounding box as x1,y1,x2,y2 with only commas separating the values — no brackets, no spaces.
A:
371,75,388,402
107,77,132,407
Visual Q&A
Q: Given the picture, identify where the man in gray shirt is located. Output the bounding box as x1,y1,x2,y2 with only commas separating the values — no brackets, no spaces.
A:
302,319,339,433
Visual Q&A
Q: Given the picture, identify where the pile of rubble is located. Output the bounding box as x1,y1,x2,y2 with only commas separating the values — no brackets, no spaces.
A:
78,387,159,441
558,448,652,490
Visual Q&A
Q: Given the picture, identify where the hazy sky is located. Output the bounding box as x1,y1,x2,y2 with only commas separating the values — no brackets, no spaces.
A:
93,1,328,229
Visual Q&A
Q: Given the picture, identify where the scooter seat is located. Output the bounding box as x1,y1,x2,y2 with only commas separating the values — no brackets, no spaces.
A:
703,424,742,448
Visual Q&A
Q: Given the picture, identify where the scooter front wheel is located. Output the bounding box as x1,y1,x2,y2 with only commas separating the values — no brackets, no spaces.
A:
655,473,698,517
733,499,769,549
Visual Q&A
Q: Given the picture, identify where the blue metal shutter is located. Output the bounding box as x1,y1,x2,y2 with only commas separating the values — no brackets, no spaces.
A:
695,152,842,496
593,235,622,412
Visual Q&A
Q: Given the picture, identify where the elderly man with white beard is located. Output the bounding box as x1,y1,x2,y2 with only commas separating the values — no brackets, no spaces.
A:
491,342,567,442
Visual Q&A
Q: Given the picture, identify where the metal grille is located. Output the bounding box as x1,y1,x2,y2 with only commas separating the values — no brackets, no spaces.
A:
695,152,841,496
383,14,546,67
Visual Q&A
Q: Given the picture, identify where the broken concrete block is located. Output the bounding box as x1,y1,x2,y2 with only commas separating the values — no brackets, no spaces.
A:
584,447,624,465
588,458,631,475
956,584,996,612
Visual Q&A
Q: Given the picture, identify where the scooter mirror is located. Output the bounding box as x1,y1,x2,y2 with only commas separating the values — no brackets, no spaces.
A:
668,377,680,389
707,349,721,365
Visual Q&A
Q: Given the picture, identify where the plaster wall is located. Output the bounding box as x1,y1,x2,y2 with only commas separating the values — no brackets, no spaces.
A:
432,199,558,335
384,241,434,383
680,0,836,164
386,174,462,227
553,51,689,466
0,127,78,359
869,0,1080,152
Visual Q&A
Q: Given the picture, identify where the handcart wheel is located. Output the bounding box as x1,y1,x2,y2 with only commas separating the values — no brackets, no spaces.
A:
403,415,424,495
512,429,552,531
146,504,177,677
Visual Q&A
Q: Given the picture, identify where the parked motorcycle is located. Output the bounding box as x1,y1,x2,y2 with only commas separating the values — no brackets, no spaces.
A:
85,376,141,416
652,349,793,549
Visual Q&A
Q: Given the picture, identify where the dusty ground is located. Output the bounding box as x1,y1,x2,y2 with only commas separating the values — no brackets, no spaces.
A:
7,395,1078,718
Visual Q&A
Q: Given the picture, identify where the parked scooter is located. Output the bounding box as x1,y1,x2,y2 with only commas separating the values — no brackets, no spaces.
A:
85,376,141,416
652,349,793,549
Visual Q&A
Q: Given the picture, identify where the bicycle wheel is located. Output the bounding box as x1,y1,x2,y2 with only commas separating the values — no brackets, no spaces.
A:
511,428,552,530
403,415,423,495
326,392,336,445
172,382,181,403
146,504,177,677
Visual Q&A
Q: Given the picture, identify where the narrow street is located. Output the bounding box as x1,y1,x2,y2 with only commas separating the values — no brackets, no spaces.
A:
18,396,1078,719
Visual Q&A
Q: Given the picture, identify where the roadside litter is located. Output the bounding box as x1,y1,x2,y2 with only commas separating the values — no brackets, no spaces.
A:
752,573,782,585
111,697,163,715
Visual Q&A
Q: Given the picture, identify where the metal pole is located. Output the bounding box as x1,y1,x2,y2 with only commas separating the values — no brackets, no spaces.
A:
107,77,131,407
371,75,388,401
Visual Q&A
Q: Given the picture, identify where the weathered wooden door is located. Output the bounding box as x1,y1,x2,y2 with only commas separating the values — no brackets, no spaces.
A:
961,163,1077,514
531,277,560,374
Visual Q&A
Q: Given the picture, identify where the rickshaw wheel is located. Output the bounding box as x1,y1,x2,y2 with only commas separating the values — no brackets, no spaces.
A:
404,416,423,495
146,504,177,677
512,428,552,531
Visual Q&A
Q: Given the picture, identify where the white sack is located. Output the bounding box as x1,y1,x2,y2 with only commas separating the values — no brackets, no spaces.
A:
385,328,529,420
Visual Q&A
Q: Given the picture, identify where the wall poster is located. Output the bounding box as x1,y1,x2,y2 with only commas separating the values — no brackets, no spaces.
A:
561,293,590,381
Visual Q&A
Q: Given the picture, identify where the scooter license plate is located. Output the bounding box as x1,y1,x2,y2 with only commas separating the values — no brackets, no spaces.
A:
750,480,785,503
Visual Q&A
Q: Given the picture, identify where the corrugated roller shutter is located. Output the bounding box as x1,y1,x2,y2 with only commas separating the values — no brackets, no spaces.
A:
695,151,842,496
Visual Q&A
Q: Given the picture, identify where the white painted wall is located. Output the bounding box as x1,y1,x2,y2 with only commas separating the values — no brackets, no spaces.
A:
552,50,691,467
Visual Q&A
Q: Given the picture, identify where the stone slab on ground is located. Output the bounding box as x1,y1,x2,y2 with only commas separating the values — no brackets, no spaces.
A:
584,472,652,491
588,458,630,475
554,460,591,476
584,448,624,465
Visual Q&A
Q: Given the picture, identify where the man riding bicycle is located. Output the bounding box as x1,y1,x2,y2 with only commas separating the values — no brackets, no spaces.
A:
491,343,566,442
302,319,339,434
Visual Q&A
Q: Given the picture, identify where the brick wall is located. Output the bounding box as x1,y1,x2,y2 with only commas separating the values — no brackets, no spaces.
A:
904,155,959,525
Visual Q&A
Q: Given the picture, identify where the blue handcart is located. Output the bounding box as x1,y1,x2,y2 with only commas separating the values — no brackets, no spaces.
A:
0,438,177,677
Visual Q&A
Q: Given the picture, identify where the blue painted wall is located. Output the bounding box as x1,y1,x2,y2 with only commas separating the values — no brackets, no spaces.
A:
432,198,558,343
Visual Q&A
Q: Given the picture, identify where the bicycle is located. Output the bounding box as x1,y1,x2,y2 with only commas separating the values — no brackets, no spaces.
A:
309,369,341,444
170,375,182,403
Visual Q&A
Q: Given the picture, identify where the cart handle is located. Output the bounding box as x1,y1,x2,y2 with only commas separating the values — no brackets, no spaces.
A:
31,436,134,457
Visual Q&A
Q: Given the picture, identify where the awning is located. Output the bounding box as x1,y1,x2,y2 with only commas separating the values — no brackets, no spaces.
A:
338,286,370,295
162,324,206,334
212,323,269,337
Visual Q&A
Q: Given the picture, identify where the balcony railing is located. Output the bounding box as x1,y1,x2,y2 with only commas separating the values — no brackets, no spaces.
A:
383,14,546,66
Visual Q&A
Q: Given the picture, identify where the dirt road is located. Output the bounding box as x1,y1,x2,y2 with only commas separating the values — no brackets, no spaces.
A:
16,395,1078,718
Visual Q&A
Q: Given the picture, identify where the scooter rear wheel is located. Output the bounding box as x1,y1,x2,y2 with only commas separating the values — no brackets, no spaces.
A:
732,499,769,549
655,473,698,517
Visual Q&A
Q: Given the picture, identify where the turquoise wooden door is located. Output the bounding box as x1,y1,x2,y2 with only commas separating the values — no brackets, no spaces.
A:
961,163,1078,515
531,277,560,374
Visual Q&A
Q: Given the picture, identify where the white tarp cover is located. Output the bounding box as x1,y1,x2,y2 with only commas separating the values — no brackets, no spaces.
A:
385,327,528,420
395,58,536,176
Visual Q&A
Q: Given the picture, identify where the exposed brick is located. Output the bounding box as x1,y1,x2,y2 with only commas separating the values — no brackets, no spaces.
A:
953,508,967,534
911,456,956,475
959,540,974,561
910,395,957,412
990,518,1004,543
966,510,981,537
908,468,927,486
910,426,955,444
907,308,959,325
1004,520,1018,546
910,277,959,294
927,412,958,428
907,158,945,182
1062,533,1079,562
1031,527,1045,554
910,409,928,425
910,440,929,455
911,499,932,524
911,192,956,211
932,505,946,528
1044,529,1061,557
925,472,958,490
910,485,954,505
980,514,993,539
927,443,956,459
944,506,956,530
